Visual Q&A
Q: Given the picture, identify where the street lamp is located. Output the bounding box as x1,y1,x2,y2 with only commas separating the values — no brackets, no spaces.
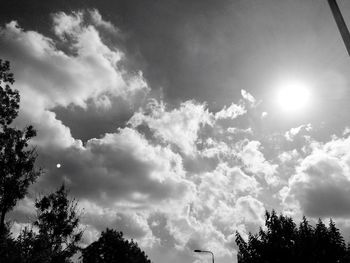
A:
194,249,214,263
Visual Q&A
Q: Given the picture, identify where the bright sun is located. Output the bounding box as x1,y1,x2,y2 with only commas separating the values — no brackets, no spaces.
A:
276,81,311,113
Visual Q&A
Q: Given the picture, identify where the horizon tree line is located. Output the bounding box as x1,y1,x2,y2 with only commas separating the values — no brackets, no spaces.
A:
236,210,350,263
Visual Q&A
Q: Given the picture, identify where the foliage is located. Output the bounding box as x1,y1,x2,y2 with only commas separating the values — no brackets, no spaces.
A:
0,59,41,234
81,228,151,263
0,224,22,263
17,185,83,263
236,210,350,263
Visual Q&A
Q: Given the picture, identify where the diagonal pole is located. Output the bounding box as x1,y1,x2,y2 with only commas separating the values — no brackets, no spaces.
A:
327,0,350,56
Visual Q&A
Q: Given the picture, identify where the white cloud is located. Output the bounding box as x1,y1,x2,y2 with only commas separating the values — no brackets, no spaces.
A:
0,10,148,151
261,111,268,118
284,123,312,141
215,103,246,120
241,89,256,106
227,127,253,135
281,135,350,218
343,127,350,136
37,127,195,208
235,196,265,225
200,138,232,159
129,99,213,155
278,149,299,163
237,140,278,186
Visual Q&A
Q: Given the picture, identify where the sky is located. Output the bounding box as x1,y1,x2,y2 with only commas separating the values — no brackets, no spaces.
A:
2,0,350,262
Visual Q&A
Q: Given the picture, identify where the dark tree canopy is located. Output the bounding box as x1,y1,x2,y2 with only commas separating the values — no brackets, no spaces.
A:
0,59,41,234
235,210,350,263
82,228,151,263
0,223,22,262
0,59,18,126
25,184,83,263
10,185,83,263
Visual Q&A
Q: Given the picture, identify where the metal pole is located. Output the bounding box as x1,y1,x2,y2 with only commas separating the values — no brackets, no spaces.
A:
327,0,350,56
209,251,214,263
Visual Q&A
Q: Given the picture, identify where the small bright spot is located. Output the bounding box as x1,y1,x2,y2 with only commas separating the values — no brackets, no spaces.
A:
56,163,61,168
276,81,311,113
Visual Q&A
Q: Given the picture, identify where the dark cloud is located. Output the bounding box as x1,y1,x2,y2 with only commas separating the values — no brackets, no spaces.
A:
35,128,194,206
53,97,136,142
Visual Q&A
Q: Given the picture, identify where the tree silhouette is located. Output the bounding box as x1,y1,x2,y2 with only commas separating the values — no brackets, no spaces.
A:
328,219,346,262
0,224,22,263
236,210,350,263
295,216,314,263
81,228,151,263
17,185,83,263
0,59,41,235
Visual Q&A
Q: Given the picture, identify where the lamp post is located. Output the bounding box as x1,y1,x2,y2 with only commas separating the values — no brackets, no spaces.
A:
194,249,214,263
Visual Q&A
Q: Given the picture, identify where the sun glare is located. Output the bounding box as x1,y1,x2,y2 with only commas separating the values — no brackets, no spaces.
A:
276,81,311,113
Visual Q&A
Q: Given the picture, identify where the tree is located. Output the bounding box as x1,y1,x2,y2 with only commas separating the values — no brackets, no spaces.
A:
295,216,314,263
328,219,346,262
0,223,22,263
235,210,348,263
81,228,151,263
34,184,83,262
0,59,41,234
18,185,83,263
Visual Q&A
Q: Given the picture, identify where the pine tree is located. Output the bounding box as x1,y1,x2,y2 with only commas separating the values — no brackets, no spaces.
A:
327,219,346,262
235,211,349,263
295,216,314,263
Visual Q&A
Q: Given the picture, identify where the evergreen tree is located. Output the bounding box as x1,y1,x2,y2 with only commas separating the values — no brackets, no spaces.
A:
295,216,314,263
236,211,349,263
327,219,346,262
314,218,329,263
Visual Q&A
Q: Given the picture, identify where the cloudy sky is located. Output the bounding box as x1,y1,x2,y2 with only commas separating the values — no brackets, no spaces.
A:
2,0,350,262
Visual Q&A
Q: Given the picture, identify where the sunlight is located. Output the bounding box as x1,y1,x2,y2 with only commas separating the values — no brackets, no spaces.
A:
276,80,311,113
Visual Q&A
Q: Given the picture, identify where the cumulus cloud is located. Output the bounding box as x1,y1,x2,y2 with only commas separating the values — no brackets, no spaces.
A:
0,10,148,149
38,127,195,207
21,125,197,250
0,11,173,248
236,140,278,186
281,135,350,218
1,15,147,110
215,103,246,120
176,163,263,256
0,9,301,263
241,89,256,106
129,99,213,155
284,123,312,141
